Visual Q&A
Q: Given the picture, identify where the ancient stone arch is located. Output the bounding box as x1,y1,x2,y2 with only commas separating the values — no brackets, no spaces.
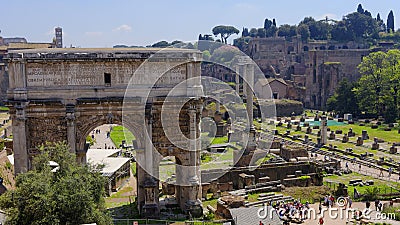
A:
7,48,204,218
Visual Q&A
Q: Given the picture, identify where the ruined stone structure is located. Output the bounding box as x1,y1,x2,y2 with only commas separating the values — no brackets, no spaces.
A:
6,48,204,217
238,36,372,109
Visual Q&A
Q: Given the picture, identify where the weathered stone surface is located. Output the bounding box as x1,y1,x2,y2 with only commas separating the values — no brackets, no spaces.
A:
7,48,204,218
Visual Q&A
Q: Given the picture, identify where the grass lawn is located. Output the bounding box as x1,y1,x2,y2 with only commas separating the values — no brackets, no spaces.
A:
324,172,400,199
105,185,135,209
202,194,218,209
110,126,136,147
210,136,228,145
280,186,331,204
329,123,400,143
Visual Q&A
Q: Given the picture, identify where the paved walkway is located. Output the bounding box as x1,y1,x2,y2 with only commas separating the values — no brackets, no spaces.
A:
303,201,400,225
90,124,117,149
311,152,400,183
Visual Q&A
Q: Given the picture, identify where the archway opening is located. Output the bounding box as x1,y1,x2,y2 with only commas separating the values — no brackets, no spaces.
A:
86,124,136,197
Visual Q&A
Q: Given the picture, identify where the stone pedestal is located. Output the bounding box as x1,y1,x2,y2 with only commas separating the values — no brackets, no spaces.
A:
372,142,379,150
348,128,355,137
142,178,160,218
390,146,397,154
329,131,336,140
306,127,312,134
296,125,301,131
342,134,349,143
362,130,369,140
356,136,363,146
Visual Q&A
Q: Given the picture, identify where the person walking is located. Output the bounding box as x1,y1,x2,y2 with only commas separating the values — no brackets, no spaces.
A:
318,216,324,225
375,199,379,211
379,168,384,177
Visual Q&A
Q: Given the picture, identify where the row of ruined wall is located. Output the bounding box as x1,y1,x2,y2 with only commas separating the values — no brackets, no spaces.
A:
240,37,373,109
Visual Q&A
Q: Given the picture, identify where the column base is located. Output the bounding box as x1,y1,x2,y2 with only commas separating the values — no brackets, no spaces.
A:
142,203,160,218
185,200,203,218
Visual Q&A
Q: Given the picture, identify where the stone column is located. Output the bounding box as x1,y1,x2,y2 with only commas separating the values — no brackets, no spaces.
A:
145,117,154,173
235,65,240,94
184,104,203,217
321,116,327,145
241,64,247,98
141,114,159,218
215,92,221,113
66,104,76,154
13,102,28,175
245,63,254,129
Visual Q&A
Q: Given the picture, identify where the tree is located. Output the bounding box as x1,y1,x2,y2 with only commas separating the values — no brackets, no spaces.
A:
209,45,241,65
331,21,352,42
264,18,273,30
376,13,386,32
277,24,297,38
257,28,266,38
326,78,358,116
249,28,258,37
263,18,278,37
355,50,400,120
344,12,379,40
387,10,395,33
297,24,310,42
242,27,249,37
151,40,170,48
212,25,239,44
357,4,364,14
299,17,330,40
0,142,112,225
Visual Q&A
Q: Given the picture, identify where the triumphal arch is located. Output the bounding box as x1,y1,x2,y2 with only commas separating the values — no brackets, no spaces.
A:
7,48,204,217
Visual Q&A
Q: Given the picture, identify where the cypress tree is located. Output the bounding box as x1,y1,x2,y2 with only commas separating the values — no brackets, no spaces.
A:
387,10,395,32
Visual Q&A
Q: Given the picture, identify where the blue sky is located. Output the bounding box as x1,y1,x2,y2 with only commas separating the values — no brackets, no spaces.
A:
2,0,399,47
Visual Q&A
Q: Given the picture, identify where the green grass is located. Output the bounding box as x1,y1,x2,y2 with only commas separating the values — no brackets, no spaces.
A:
110,126,136,147
324,172,400,199
329,123,400,143
202,197,218,209
280,186,331,204
0,106,9,111
210,136,228,145
382,205,400,221
131,162,136,176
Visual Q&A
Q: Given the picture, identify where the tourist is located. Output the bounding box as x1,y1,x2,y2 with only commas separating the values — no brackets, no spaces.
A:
329,195,335,207
374,199,379,211
318,202,322,214
359,163,362,172
348,197,352,208
388,167,393,177
379,168,384,177
378,201,383,211
366,201,371,209
318,216,324,225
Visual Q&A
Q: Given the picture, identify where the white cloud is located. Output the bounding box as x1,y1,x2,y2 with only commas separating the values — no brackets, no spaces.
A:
113,24,132,32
